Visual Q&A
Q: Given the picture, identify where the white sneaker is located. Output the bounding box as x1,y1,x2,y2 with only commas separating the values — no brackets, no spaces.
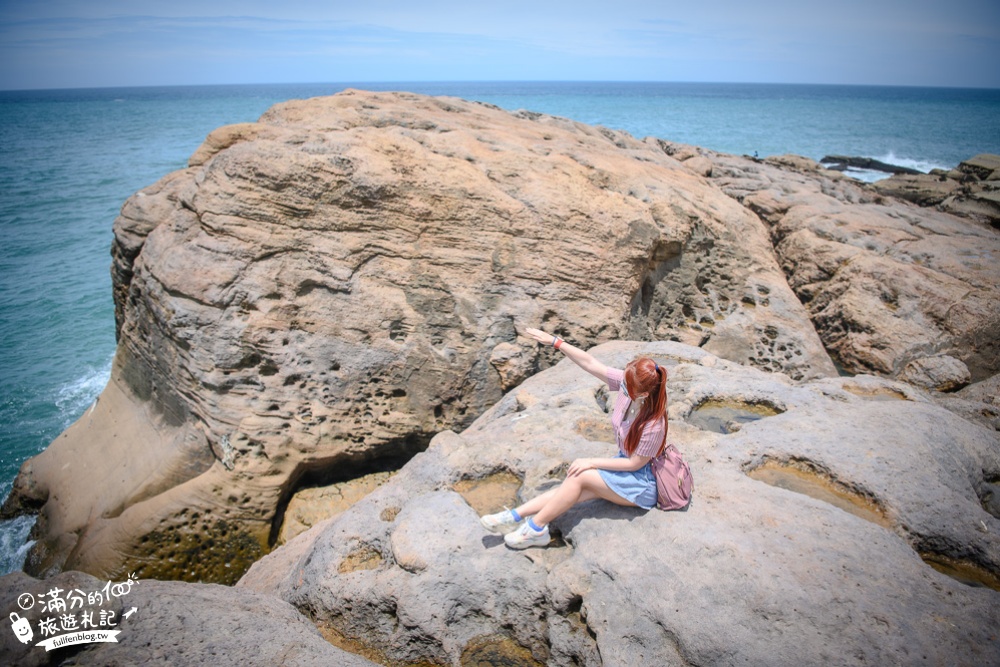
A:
480,509,522,534
504,522,550,549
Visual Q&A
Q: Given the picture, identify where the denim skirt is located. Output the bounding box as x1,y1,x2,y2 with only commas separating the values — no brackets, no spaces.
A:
598,453,657,510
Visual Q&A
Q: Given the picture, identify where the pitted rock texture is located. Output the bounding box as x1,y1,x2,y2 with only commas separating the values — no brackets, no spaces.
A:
239,341,1000,667
692,147,1000,381
3,90,837,582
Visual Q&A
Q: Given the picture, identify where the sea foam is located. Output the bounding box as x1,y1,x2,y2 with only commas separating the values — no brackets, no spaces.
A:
0,515,35,575
841,152,953,183
54,357,113,429
876,151,951,175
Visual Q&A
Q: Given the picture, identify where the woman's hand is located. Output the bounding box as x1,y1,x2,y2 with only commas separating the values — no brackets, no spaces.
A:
568,458,596,477
522,325,610,383
523,327,556,346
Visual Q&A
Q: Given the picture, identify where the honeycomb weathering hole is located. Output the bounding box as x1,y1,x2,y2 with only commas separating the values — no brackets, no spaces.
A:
688,399,784,434
749,461,1000,591
279,470,397,545
271,431,432,546
460,634,544,667
842,385,908,401
746,459,891,528
338,546,383,574
316,622,389,666
453,471,522,515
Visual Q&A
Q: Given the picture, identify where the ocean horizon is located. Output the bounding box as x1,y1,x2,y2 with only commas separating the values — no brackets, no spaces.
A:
2,80,999,573
8,79,1000,95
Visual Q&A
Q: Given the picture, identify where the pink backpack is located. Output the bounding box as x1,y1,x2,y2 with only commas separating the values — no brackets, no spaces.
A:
651,444,693,510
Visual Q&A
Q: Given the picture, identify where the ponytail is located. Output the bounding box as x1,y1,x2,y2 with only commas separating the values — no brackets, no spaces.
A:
623,358,668,457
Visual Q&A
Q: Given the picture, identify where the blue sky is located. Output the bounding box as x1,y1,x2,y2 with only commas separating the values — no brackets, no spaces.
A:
1,1,998,90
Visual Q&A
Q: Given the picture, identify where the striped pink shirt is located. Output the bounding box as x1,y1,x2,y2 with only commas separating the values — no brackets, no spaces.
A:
606,368,666,458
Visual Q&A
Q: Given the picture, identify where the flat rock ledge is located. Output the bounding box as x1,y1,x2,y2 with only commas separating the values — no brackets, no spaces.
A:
0,569,377,667
239,341,1000,667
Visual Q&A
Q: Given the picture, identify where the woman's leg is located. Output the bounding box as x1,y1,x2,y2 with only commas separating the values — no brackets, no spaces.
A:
513,486,562,519
529,469,636,527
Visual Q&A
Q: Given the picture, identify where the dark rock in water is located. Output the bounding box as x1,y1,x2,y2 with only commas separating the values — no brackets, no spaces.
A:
820,155,923,175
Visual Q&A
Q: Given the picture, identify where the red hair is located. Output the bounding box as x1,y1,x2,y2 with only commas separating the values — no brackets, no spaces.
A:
622,357,668,457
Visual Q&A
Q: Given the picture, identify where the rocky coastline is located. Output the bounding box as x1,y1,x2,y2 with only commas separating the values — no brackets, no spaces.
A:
2,90,999,665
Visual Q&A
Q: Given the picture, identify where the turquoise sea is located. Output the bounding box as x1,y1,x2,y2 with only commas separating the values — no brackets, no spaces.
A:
2,81,999,573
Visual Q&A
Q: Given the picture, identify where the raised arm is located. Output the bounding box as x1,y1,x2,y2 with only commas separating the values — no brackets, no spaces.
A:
522,327,609,382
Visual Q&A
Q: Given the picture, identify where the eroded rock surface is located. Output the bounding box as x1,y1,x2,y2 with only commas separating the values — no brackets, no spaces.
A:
0,570,377,667
239,341,1000,667
932,372,1000,432
2,91,837,582
278,471,395,545
692,147,1000,381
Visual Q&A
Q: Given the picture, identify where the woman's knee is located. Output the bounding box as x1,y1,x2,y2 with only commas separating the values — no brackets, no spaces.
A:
580,470,635,506
561,470,607,496
577,469,606,491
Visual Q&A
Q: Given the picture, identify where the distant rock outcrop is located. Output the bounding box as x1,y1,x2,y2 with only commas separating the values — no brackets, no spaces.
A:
693,148,1000,381
2,91,838,583
239,341,1000,667
872,153,1000,228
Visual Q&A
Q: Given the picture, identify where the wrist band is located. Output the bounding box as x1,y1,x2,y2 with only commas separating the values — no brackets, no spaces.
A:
553,337,563,350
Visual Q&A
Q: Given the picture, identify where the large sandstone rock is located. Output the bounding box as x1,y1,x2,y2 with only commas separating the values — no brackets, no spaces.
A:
239,341,1000,666
2,91,835,583
942,188,1000,226
0,570,376,666
699,144,1000,380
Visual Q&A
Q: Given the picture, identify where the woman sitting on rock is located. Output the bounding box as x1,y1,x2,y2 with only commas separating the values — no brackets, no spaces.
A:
481,327,667,549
